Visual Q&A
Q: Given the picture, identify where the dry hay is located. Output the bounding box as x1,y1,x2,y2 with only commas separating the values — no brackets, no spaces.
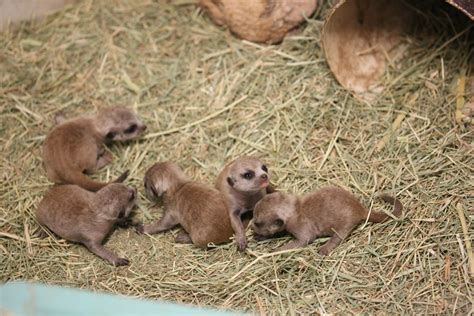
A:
0,0,473,314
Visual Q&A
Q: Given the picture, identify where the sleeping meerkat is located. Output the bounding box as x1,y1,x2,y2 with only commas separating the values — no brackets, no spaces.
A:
137,162,235,247
215,156,275,251
36,183,137,266
252,187,403,255
42,106,146,191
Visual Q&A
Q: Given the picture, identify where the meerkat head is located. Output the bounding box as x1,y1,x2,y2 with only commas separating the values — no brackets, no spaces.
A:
96,106,147,141
252,192,297,237
96,183,137,220
144,162,188,201
225,156,270,193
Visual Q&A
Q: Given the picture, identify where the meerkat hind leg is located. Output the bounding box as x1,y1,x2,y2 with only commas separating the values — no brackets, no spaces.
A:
175,230,193,244
318,228,351,256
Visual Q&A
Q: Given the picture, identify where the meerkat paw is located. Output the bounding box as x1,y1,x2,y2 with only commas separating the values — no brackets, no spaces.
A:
117,218,133,228
114,258,130,266
33,227,49,239
236,236,248,251
318,246,332,256
135,224,145,234
175,230,193,244
96,151,113,169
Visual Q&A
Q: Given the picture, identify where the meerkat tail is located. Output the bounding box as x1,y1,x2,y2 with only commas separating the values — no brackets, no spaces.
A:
63,172,107,192
64,169,130,192
367,194,403,223
113,170,130,183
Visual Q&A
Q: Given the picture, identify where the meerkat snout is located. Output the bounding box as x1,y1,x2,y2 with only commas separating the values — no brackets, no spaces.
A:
260,173,269,187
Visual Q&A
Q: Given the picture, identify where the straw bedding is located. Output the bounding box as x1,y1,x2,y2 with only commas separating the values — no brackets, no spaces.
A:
0,0,472,314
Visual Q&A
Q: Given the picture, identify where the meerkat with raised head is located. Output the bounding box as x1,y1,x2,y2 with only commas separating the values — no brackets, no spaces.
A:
42,106,147,191
36,183,137,266
137,162,235,247
252,187,403,255
215,156,274,251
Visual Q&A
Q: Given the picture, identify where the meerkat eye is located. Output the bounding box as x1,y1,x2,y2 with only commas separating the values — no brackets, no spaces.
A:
274,219,284,226
124,124,137,134
262,165,268,172
242,171,255,180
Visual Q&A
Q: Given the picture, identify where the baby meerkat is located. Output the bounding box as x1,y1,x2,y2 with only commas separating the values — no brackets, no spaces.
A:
42,106,147,191
252,187,403,255
216,156,275,251
137,162,235,247
36,183,137,266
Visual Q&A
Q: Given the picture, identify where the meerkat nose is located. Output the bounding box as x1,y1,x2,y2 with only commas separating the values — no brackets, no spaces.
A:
141,124,147,131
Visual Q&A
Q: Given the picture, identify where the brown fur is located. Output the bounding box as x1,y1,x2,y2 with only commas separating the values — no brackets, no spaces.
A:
137,162,234,248
216,156,274,251
200,0,318,44
36,183,137,266
252,186,403,255
42,106,146,191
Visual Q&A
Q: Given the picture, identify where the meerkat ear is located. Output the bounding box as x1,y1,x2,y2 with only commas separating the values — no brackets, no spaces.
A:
144,177,160,200
274,218,284,226
54,111,67,125
227,176,234,187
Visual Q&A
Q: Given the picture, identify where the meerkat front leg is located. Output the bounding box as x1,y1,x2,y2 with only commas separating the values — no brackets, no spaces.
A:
84,241,129,266
230,208,247,251
273,228,314,252
136,211,178,235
